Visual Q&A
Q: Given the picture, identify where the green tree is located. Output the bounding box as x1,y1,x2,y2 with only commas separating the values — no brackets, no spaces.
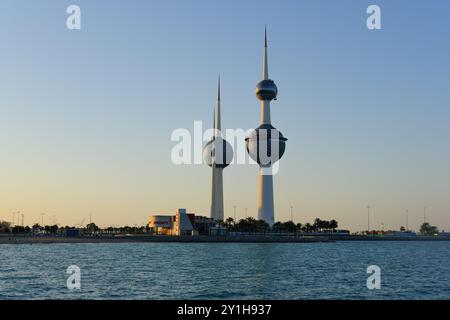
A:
32,223,42,234
0,221,11,233
225,217,235,228
329,219,338,231
313,218,323,232
283,221,296,233
12,225,29,234
420,222,439,236
255,220,270,234
86,223,100,233
272,222,284,233
303,223,312,233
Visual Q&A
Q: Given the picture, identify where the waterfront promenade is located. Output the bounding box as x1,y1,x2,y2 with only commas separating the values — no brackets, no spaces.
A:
1,234,449,244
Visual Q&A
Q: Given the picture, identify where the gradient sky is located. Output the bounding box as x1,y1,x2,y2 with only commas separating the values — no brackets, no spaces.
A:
1,0,449,231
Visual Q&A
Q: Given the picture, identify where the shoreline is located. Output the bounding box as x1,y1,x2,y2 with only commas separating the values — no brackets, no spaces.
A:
0,235,332,244
1,234,449,244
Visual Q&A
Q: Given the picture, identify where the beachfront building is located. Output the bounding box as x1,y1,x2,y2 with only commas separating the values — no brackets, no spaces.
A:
148,215,174,235
148,208,215,236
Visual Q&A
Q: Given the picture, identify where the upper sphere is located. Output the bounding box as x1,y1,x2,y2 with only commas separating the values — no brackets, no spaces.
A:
256,79,278,101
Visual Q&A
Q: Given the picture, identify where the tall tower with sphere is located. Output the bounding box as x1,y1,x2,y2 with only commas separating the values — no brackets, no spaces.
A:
246,28,287,226
203,77,234,222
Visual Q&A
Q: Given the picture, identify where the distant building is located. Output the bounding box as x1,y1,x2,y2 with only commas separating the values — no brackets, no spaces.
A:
148,215,173,235
64,228,80,237
209,226,228,236
384,231,417,237
194,216,216,235
173,209,195,236
148,208,216,236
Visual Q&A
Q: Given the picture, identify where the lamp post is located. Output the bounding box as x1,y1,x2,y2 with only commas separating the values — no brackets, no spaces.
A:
423,206,427,224
406,209,409,231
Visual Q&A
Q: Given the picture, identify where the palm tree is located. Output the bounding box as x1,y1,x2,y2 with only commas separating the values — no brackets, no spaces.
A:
245,217,257,233
216,219,224,228
312,219,318,232
272,221,283,233
304,223,312,233
255,220,270,234
329,219,338,232
321,220,330,232
283,221,296,233
225,217,235,228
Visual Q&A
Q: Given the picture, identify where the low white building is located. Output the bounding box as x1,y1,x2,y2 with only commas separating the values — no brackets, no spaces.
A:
148,208,196,236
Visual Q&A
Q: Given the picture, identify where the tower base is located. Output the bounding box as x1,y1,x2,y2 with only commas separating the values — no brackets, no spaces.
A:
257,167,274,226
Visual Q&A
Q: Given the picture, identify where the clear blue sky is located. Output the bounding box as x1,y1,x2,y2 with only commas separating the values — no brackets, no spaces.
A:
1,0,449,231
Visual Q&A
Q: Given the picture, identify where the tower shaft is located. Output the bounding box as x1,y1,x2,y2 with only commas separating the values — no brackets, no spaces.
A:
210,166,224,221
257,101,275,224
257,29,275,225
260,100,271,124
258,167,274,225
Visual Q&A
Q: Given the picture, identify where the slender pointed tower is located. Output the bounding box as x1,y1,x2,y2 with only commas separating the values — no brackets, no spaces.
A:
246,28,287,226
203,77,233,222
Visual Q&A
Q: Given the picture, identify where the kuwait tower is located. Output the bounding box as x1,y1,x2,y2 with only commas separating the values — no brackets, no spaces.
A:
203,77,233,222
246,28,287,226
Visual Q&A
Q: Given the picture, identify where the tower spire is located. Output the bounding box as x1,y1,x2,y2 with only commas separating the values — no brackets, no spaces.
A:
263,26,269,80
265,25,268,48
213,105,216,138
215,75,221,133
218,75,221,101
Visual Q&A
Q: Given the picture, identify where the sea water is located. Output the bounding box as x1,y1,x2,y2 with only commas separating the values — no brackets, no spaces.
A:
1,241,449,299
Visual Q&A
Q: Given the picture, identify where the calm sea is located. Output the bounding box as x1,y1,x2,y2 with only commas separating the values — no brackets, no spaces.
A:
1,241,449,300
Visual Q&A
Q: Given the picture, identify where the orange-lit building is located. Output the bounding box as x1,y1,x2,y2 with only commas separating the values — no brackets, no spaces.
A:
148,208,213,236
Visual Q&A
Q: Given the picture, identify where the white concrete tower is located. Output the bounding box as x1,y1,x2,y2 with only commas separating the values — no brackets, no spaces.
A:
246,28,287,226
203,77,233,222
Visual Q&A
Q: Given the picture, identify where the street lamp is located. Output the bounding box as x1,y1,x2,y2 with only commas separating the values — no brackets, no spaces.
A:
406,209,409,231
423,206,427,224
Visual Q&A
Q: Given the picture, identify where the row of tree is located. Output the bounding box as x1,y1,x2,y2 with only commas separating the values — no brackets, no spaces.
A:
0,221,149,235
219,217,339,234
